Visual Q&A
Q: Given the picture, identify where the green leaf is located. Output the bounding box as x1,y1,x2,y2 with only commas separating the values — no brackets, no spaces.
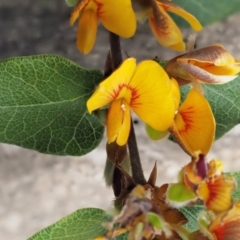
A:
28,208,127,240
0,55,104,156
179,204,205,233
225,171,240,201
65,0,78,7
172,0,240,27
180,74,240,140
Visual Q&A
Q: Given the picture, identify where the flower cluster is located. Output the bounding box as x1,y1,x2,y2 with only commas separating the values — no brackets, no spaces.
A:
67,1,240,239
70,0,202,54
172,154,239,240
94,154,238,240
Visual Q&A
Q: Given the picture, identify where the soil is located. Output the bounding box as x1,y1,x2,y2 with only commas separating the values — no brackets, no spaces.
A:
0,1,240,239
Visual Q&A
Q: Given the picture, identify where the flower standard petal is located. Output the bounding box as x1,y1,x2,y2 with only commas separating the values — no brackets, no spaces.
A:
129,60,175,131
148,5,185,51
197,175,235,213
170,89,216,156
87,58,136,113
77,9,98,54
158,0,202,31
98,0,136,38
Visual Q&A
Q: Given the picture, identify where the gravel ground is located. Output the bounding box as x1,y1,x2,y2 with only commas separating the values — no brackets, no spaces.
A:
0,1,240,239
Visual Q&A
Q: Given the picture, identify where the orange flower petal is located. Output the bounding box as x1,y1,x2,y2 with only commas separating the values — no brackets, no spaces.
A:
107,99,131,146
197,175,235,213
148,6,185,51
87,58,136,113
77,9,98,54
177,61,238,84
210,203,240,239
171,89,215,156
169,41,186,52
129,60,175,131
200,64,240,76
158,0,202,31
98,0,136,38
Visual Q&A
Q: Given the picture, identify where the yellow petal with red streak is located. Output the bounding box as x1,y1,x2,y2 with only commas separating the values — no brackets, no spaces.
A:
77,9,98,54
172,89,215,155
197,175,235,213
87,58,136,113
129,60,175,131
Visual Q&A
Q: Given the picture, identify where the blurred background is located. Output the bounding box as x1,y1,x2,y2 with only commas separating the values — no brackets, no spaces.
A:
0,1,240,239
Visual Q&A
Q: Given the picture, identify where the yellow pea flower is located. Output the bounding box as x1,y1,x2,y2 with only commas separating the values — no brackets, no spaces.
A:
87,58,176,146
146,79,215,156
135,0,202,51
165,44,240,87
182,156,235,213
70,0,136,54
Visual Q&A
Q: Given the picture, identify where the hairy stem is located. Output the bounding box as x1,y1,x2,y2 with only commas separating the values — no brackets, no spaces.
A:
109,31,146,185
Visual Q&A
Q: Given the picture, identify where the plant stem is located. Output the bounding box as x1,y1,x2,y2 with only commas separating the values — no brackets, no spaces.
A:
109,32,123,69
128,119,146,185
109,31,146,185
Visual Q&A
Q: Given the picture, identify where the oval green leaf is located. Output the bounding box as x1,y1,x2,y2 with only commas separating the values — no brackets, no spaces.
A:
28,208,127,240
0,55,104,156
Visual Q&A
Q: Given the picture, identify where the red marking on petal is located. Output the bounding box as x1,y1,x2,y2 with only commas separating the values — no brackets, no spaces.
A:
213,220,240,240
110,84,139,103
179,106,194,134
93,0,104,16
